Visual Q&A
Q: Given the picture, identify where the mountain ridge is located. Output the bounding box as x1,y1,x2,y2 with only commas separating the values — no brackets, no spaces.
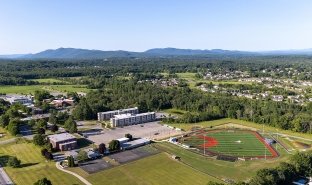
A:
1,47,312,59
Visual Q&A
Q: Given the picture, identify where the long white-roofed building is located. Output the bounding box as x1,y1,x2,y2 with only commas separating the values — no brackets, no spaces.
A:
97,107,139,121
110,112,156,127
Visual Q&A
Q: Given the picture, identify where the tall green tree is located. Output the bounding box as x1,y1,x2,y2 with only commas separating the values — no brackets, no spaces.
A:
72,98,93,120
108,140,120,151
33,134,46,146
7,156,21,168
0,114,9,128
64,116,77,133
7,119,19,135
33,177,52,185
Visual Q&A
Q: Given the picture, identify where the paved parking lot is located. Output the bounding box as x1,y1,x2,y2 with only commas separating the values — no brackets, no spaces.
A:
87,122,183,145
79,159,112,174
79,146,159,173
109,145,159,164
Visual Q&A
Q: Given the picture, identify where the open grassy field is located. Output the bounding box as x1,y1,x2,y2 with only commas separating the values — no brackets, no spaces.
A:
84,153,221,185
29,78,68,84
0,127,12,141
0,141,83,185
163,108,188,116
154,142,289,182
0,85,89,94
175,72,252,88
182,129,275,158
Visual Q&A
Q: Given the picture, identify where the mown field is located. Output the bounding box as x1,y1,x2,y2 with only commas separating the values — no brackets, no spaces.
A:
29,78,68,84
183,130,273,157
0,141,83,185
0,127,12,141
175,72,252,88
154,142,289,182
0,84,89,94
85,153,221,185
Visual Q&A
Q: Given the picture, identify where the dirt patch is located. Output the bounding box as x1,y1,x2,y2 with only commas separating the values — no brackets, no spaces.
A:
214,123,257,131
293,141,311,149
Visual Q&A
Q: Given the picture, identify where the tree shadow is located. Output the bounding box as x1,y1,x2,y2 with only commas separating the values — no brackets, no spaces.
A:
20,162,39,168
77,138,93,148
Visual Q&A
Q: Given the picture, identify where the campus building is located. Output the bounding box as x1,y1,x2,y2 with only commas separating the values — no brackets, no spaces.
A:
110,112,156,127
122,138,151,150
3,95,33,105
97,107,139,121
48,133,77,151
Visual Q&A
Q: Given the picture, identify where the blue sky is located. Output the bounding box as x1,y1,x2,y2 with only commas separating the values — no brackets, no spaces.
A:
1,0,312,54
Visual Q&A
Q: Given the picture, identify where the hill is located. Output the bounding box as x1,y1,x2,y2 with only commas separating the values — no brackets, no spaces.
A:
23,48,139,59
145,48,255,56
2,47,312,59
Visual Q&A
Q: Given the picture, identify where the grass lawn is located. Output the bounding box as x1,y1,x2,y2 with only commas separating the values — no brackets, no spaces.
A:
0,127,12,141
0,141,83,185
28,78,68,84
42,85,89,93
176,72,252,88
0,85,89,94
183,130,274,157
154,142,289,182
176,72,197,80
163,108,188,116
85,153,221,185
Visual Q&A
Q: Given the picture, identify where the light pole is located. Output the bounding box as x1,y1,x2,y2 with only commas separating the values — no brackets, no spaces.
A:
204,135,206,156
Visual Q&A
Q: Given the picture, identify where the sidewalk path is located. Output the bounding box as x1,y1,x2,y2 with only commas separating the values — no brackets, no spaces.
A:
0,138,17,145
55,162,92,185
0,165,14,185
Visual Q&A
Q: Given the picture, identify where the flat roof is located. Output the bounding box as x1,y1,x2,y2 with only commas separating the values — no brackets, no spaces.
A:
113,112,155,119
48,133,76,142
137,112,155,116
117,137,130,142
114,113,133,119
122,138,150,148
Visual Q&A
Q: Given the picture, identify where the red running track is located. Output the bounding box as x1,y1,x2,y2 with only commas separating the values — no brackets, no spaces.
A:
252,131,279,158
197,135,218,148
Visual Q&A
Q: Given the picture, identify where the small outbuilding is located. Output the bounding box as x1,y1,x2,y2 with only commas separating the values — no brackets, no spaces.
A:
122,138,150,150
117,137,130,144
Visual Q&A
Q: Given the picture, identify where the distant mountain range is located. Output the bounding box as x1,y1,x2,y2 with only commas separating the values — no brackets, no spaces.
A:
1,47,312,59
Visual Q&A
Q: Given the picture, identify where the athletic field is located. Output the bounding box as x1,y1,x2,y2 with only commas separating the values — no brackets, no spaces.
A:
182,129,278,159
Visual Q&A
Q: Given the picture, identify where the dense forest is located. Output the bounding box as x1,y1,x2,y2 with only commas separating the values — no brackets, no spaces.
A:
1,55,312,85
70,78,312,133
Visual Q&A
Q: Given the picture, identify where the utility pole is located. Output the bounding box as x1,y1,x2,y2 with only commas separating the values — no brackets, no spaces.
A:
204,135,206,156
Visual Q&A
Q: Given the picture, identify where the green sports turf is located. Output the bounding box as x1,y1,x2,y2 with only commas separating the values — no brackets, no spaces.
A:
183,130,273,157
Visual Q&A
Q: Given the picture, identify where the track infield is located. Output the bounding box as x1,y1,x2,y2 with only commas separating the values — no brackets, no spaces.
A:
181,129,278,159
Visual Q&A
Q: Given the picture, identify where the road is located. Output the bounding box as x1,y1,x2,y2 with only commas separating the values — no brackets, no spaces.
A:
273,133,312,142
0,165,13,185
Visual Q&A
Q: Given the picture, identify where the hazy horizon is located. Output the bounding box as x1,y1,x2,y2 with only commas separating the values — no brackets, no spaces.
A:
1,0,312,54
